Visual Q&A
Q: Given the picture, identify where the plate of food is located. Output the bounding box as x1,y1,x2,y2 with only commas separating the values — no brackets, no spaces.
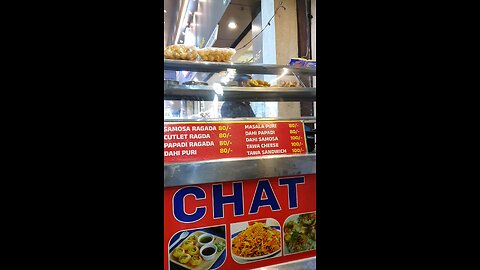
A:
283,212,316,255
169,230,226,270
230,220,282,262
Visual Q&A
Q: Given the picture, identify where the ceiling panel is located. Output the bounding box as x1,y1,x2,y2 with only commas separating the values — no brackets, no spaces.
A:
164,0,260,48
214,0,259,48
230,0,260,7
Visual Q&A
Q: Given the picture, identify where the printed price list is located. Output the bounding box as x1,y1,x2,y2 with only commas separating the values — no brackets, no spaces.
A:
164,121,308,163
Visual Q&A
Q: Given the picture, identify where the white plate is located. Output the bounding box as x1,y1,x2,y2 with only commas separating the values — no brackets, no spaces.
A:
230,228,282,261
231,247,281,261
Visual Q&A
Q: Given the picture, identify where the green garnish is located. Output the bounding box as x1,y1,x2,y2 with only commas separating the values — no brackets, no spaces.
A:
215,242,226,252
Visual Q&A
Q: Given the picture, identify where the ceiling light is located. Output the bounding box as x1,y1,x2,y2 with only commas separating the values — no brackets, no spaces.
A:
228,22,237,29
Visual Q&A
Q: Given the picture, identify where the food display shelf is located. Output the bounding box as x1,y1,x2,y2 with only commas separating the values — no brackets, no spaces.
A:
164,85,316,102
164,59,316,76
164,154,316,187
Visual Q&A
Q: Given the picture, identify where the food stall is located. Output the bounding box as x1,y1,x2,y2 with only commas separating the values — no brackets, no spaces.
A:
163,48,316,270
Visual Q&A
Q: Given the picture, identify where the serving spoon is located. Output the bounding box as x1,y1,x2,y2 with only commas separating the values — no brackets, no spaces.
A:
169,231,190,251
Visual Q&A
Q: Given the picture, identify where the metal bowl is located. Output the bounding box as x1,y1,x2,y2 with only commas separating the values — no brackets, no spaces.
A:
164,80,179,86
183,81,208,86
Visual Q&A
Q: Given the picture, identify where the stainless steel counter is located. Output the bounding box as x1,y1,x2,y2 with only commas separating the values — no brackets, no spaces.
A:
253,257,316,270
164,154,316,187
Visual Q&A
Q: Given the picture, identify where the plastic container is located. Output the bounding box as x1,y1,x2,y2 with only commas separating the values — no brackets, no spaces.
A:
164,45,198,61
306,60,316,68
288,58,307,67
197,47,236,62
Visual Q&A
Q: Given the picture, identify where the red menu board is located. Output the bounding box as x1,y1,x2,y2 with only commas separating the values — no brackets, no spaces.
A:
164,174,317,270
164,121,308,163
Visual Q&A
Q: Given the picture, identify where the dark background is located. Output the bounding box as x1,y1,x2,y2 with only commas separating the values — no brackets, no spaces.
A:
4,1,466,269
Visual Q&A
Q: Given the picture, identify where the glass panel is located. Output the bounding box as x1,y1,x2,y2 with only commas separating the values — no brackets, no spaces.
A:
164,70,307,119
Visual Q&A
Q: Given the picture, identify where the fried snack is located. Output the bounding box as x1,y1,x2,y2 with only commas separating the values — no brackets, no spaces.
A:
164,44,198,60
187,246,199,256
246,79,270,87
231,222,281,257
187,235,198,242
197,47,236,62
247,79,258,87
173,247,185,258
190,255,203,266
279,81,299,87
179,254,192,264
181,240,195,250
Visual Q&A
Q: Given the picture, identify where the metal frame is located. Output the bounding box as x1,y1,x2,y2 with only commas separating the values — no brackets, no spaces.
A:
164,59,316,76
164,85,316,102
164,154,316,187
164,116,317,123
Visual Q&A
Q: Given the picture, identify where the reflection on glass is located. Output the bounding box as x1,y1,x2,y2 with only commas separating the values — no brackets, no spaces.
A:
164,100,182,119
164,70,306,119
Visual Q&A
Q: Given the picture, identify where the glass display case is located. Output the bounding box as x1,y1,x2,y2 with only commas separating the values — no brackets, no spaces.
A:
164,59,317,183
163,59,317,270
164,60,316,120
